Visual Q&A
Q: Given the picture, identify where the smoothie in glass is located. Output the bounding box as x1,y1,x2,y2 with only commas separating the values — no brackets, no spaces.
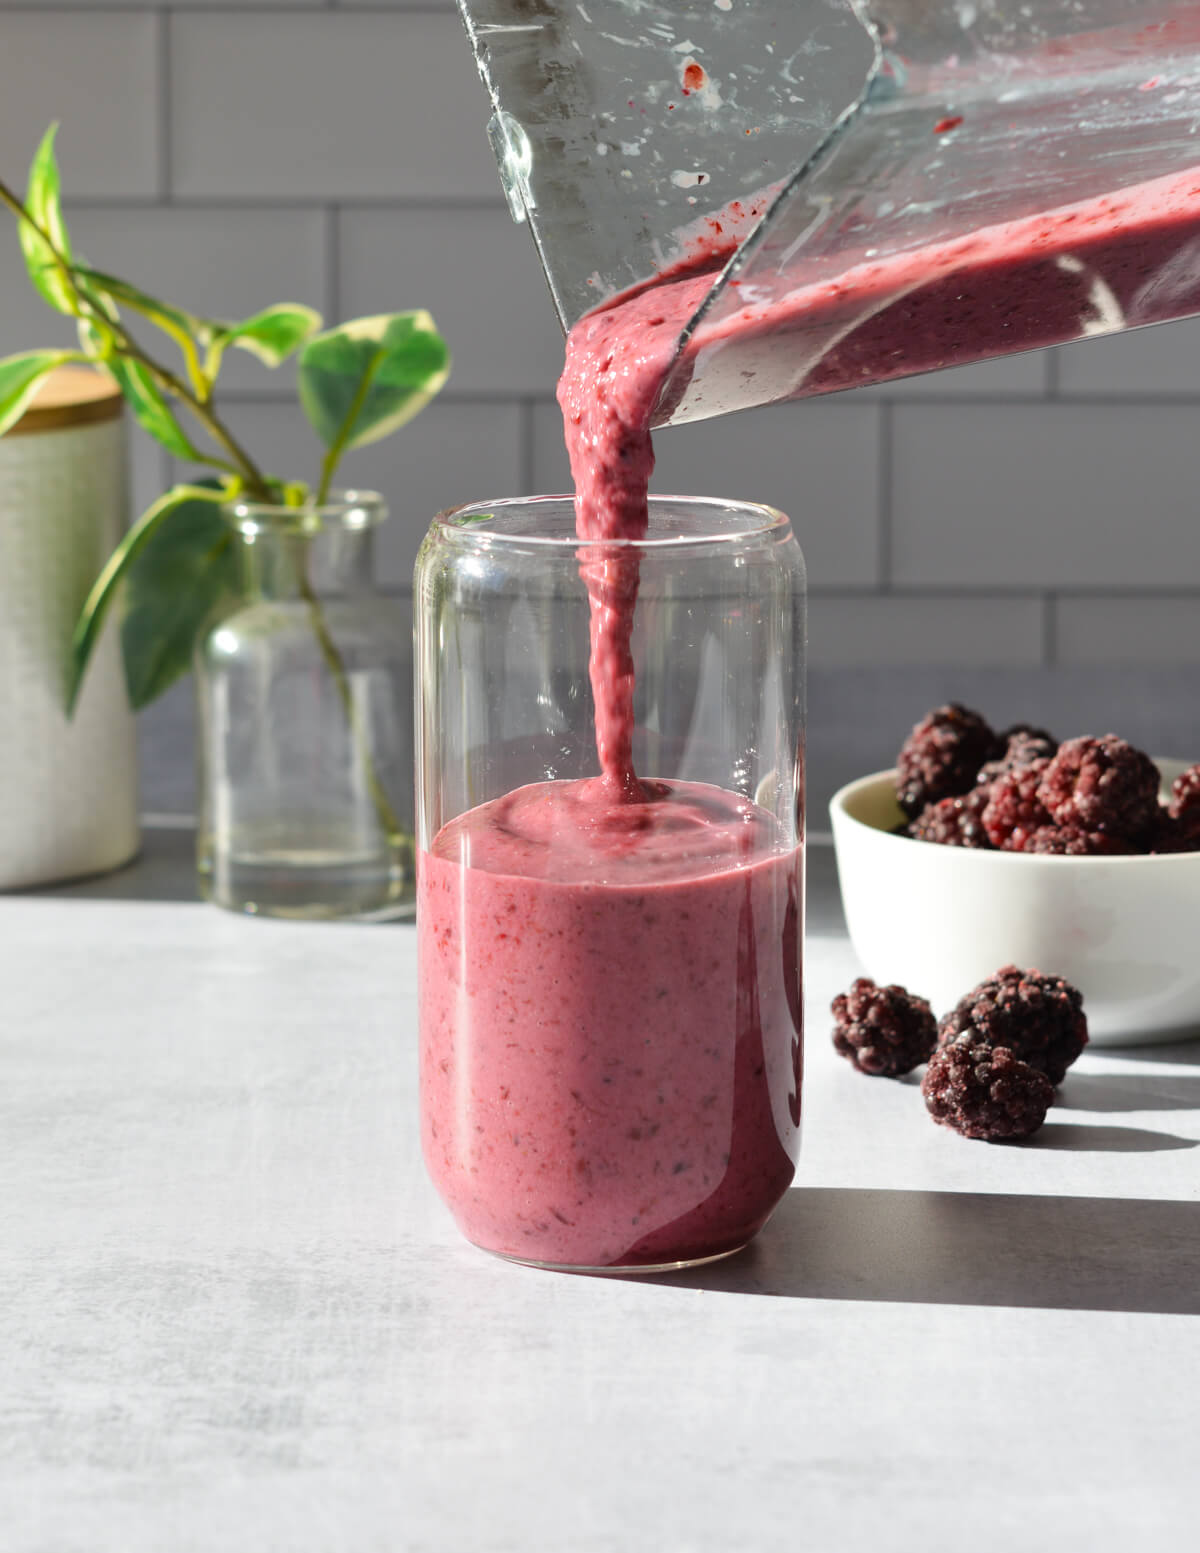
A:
419,779,802,1268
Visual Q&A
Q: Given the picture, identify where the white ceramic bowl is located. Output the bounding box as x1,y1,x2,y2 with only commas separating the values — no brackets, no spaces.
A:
829,761,1200,1046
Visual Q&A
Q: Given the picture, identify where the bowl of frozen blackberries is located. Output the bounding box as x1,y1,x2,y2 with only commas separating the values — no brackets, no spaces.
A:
829,703,1200,1046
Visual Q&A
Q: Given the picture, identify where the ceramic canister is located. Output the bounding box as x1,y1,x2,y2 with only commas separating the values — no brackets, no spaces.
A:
0,366,138,888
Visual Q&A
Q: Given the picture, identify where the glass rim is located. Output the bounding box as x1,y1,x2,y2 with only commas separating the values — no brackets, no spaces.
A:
223,488,388,535
430,493,791,550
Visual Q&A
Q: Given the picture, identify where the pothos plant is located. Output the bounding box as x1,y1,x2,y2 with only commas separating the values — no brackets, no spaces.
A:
0,126,449,842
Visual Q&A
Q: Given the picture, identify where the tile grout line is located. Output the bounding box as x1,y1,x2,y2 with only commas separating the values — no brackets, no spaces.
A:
61,195,517,215
17,3,472,11
156,7,172,203
208,388,547,407
153,3,457,12
806,585,1131,599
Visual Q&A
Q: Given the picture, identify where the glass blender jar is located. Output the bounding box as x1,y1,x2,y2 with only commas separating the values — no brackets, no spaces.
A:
455,0,1200,419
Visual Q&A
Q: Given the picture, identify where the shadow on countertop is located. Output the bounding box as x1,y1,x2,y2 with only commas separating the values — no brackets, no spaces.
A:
1057,1071,1200,1108
19,824,201,905
640,1186,1200,1314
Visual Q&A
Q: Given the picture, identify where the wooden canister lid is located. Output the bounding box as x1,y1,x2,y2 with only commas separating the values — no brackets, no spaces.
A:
7,365,123,436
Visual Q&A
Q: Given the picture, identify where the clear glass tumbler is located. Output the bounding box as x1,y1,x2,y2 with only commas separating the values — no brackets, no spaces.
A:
195,491,414,920
414,496,806,1273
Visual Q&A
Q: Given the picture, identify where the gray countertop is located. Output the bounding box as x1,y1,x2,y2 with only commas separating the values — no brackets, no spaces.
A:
3,836,1199,1552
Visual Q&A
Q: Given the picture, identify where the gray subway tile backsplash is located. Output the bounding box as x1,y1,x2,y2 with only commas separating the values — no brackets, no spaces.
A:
2,0,1198,814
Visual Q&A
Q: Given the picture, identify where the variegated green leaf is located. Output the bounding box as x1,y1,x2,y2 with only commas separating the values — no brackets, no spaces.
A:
210,303,322,369
67,480,233,714
103,355,199,461
71,278,123,362
75,314,117,363
72,267,212,398
120,486,242,709
19,124,75,316
297,310,449,456
0,348,81,437
72,265,199,343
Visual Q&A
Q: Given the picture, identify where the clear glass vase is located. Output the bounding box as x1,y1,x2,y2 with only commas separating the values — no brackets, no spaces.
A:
195,491,414,921
414,495,806,1273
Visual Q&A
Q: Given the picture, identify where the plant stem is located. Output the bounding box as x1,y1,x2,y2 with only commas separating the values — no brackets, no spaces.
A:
115,327,270,495
315,364,376,505
315,446,341,509
0,174,271,499
296,561,407,851
0,176,65,277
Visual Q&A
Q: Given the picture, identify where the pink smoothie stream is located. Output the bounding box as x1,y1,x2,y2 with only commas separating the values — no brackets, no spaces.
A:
420,159,1200,1268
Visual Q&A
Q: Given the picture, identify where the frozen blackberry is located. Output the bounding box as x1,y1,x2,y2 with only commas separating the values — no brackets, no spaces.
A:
1024,825,1133,857
1169,764,1200,844
831,977,938,1077
1000,722,1057,752
978,725,1058,783
895,704,1002,819
938,964,1088,1085
1170,763,1200,817
981,758,1053,850
1037,735,1160,842
909,787,992,849
922,1032,1054,1141
1148,818,1186,853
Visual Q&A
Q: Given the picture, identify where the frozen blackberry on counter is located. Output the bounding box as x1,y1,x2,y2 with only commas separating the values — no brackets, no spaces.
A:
895,704,1002,819
1037,735,1160,843
981,759,1053,850
922,1032,1054,1141
938,964,1088,1085
1024,825,1133,857
978,725,1058,783
909,788,992,849
831,978,938,1077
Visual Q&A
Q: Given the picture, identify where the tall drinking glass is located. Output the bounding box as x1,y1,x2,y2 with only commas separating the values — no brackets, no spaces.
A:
415,496,805,1273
